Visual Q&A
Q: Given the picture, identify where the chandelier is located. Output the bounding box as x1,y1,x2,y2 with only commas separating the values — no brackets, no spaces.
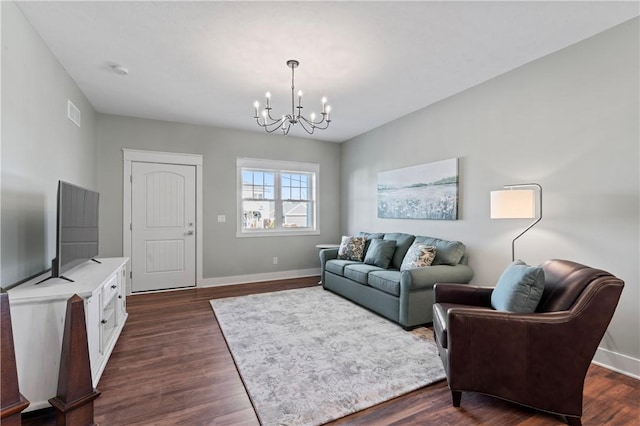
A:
253,59,331,135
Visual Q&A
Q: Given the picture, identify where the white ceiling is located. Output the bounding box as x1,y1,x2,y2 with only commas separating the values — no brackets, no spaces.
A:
16,1,639,143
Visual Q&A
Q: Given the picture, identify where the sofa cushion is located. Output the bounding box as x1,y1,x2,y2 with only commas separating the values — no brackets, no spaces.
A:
383,233,416,270
325,259,360,276
491,260,545,313
368,270,402,296
414,236,465,266
337,236,366,261
400,242,436,271
364,239,396,269
344,264,385,285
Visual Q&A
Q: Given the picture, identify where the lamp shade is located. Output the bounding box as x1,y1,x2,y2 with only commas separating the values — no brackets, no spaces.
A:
490,189,535,219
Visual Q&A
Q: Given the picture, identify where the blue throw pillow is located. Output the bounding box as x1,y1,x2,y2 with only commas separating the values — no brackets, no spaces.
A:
383,233,416,270
357,232,385,256
491,260,545,313
363,239,396,269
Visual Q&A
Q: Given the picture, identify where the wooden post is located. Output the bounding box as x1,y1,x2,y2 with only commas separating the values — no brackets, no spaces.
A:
0,292,30,426
49,294,100,426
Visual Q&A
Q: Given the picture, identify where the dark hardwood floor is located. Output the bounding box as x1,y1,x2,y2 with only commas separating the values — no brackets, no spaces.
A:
22,277,639,425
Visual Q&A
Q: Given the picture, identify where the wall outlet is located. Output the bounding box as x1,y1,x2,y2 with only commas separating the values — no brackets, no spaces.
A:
273,257,278,265
217,215,226,223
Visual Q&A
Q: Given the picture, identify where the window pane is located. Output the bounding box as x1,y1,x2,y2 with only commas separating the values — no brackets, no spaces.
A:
242,170,277,201
282,173,291,187
301,188,308,199
242,171,253,185
254,172,263,185
242,201,275,230
283,201,311,228
282,187,291,200
292,187,301,200
265,173,274,185
264,185,275,200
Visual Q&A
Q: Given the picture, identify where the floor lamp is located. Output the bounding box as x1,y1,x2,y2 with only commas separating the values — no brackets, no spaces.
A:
490,183,542,261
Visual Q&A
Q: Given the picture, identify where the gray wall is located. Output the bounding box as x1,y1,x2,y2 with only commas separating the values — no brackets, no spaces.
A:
96,114,341,279
341,18,639,371
1,1,97,289
3,0,637,373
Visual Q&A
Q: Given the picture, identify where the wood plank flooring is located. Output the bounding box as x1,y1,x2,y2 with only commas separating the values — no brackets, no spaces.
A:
22,278,639,425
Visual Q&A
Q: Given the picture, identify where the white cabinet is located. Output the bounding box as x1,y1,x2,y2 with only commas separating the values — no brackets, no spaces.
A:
8,257,129,411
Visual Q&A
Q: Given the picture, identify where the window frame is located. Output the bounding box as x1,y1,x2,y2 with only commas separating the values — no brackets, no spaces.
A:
236,158,320,237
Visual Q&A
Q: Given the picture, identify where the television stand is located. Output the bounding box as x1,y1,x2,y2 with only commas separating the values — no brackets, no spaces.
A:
8,257,129,412
35,259,103,285
34,274,74,285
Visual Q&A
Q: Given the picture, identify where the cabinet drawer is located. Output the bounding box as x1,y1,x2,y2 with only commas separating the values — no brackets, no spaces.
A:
102,274,119,307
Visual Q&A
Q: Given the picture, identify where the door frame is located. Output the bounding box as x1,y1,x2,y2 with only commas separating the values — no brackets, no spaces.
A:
122,149,203,295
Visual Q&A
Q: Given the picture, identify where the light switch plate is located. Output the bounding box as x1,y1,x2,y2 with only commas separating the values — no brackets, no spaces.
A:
217,215,226,223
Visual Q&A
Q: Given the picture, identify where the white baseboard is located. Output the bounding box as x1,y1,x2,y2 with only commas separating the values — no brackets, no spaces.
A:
592,346,640,380
199,268,320,288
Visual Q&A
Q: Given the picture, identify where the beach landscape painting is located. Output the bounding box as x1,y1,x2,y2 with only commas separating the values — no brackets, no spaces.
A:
377,158,458,220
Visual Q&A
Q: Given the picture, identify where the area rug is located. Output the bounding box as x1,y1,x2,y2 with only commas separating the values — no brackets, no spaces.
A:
210,287,445,426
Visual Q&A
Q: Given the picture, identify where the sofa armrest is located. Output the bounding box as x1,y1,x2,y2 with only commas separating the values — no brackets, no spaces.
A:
400,264,474,292
319,248,339,284
319,248,338,264
434,283,493,307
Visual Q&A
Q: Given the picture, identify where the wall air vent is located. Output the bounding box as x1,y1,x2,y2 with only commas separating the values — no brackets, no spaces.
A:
67,100,81,128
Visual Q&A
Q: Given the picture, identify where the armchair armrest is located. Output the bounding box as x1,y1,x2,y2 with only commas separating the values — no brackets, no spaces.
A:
434,283,493,307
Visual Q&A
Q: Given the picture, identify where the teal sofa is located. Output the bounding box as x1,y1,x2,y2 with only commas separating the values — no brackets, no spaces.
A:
319,232,473,328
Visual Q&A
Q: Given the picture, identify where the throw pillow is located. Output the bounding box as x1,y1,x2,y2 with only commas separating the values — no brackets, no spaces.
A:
400,242,437,271
363,239,396,269
337,236,366,261
491,260,545,313
383,233,416,270
357,232,385,256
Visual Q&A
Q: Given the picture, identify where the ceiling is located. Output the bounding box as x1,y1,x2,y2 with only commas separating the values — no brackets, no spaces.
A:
16,1,639,143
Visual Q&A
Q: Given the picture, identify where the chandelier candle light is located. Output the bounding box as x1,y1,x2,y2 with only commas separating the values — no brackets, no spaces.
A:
254,60,331,135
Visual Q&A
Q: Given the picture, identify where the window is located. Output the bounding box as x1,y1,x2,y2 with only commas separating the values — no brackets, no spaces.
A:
237,158,319,237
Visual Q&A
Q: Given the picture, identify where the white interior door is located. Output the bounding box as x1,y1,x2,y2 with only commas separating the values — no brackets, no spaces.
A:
131,162,196,292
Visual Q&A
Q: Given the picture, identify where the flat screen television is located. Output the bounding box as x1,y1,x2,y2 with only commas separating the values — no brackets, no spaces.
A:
37,181,100,284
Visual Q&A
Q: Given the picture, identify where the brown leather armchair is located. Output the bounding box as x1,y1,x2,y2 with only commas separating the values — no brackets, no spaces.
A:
432,259,624,426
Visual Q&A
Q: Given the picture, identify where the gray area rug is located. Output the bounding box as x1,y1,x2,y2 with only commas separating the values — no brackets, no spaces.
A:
210,287,445,426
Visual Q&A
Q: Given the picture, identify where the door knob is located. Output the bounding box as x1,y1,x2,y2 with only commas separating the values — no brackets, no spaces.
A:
186,230,194,236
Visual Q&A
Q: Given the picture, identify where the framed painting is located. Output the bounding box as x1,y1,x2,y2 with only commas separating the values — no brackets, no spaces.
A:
377,158,458,220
